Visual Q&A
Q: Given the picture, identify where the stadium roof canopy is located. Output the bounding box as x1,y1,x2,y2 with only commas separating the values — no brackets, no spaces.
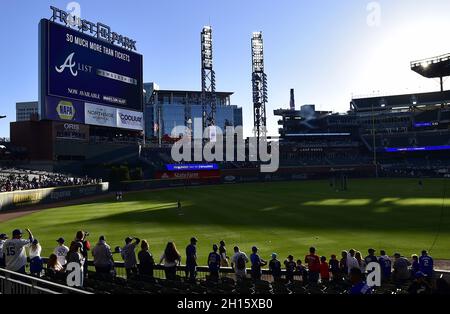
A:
411,53,450,78
351,90,450,111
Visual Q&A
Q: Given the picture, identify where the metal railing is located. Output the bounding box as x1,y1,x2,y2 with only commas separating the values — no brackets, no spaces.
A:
81,260,308,283
88,260,450,283
0,267,92,294
33,258,450,293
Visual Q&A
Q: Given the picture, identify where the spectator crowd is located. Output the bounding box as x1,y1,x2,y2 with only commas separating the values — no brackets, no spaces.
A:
0,228,449,295
0,168,100,192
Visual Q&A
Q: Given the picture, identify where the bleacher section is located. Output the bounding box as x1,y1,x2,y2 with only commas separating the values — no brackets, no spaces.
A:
0,168,99,192
38,266,448,295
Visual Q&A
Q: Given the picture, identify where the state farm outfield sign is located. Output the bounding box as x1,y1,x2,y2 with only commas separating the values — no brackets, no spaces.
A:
85,103,143,130
0,183,109,212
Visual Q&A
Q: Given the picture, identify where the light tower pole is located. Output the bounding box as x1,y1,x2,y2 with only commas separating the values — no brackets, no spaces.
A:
251,32,268,148
372,104,379,178
201,26,216,136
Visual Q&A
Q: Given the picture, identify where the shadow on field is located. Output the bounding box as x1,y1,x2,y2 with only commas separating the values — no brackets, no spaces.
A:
63,193,449,233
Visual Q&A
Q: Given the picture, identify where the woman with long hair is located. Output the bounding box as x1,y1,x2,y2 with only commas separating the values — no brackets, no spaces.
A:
66,241,85,286
138,240,155,279
355,251,366,274
74,231,91,278
47,253,64,278
29,239,43,277
159,242,181,280
219,240,229,267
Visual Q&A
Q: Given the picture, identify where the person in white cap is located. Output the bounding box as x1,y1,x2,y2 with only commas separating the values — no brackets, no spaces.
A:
54,237,69,267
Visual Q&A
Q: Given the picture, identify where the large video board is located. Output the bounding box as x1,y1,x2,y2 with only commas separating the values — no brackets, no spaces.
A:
39,18,144,130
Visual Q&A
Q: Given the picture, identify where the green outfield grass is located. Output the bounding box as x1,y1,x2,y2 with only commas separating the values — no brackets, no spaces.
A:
0,178,449,263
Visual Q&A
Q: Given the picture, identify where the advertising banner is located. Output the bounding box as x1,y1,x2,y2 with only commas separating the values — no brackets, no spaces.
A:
53,121,89,141
43,19,143,112
0,183,109,212
117,108,144,131
45,96,85,123
155,171,221,180
166,164,219,171
85,103,117,128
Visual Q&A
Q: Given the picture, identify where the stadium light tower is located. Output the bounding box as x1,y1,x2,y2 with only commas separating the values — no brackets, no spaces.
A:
411,53,450,92
251,32,268,141
201,26,217,133
290,89,296,111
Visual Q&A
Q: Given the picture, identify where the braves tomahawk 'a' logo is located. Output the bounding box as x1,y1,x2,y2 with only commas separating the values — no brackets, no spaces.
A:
55,52,78,77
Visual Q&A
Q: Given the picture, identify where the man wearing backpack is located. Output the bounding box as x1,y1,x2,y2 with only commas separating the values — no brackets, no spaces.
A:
231,246,249,282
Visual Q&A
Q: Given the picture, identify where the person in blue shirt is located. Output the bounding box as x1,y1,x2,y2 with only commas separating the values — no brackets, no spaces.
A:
268,253,282,281
207,244,221,282
349,268,372,295
185,237,198,283
419,250,434,278
284,255,296,283
411,254,420,278
329,254,340,281
364,248,378,265
250,246,267,281
378,250,392,282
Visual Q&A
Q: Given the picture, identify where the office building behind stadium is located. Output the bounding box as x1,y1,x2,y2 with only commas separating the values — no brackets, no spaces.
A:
143,83,243,141
16,102,39,122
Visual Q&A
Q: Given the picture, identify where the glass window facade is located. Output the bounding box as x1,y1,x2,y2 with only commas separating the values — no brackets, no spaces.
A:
144,89,242,139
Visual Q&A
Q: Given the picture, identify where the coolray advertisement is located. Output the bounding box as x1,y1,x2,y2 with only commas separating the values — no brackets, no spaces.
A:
84,103,144,130
117,108,144,130
85,103,116,128
40,19,143,118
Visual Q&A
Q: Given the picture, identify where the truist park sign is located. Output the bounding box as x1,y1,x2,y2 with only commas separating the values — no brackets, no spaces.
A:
50,6,137,51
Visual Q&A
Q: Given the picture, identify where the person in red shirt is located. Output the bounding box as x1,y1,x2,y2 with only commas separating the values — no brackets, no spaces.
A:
320,256,330,283
305,247,321,284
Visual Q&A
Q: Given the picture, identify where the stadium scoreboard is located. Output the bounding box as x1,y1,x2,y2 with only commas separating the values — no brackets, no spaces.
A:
39,7,144,131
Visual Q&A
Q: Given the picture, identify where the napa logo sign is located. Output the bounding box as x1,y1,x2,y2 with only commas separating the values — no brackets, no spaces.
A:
56,101,76,121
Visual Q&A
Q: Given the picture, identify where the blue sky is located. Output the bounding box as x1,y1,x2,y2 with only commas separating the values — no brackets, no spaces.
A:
1,0,450,137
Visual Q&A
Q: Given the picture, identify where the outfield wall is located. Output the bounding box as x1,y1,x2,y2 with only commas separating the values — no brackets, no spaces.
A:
118,165,376,191
0,183,109,212
119,176,220,191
